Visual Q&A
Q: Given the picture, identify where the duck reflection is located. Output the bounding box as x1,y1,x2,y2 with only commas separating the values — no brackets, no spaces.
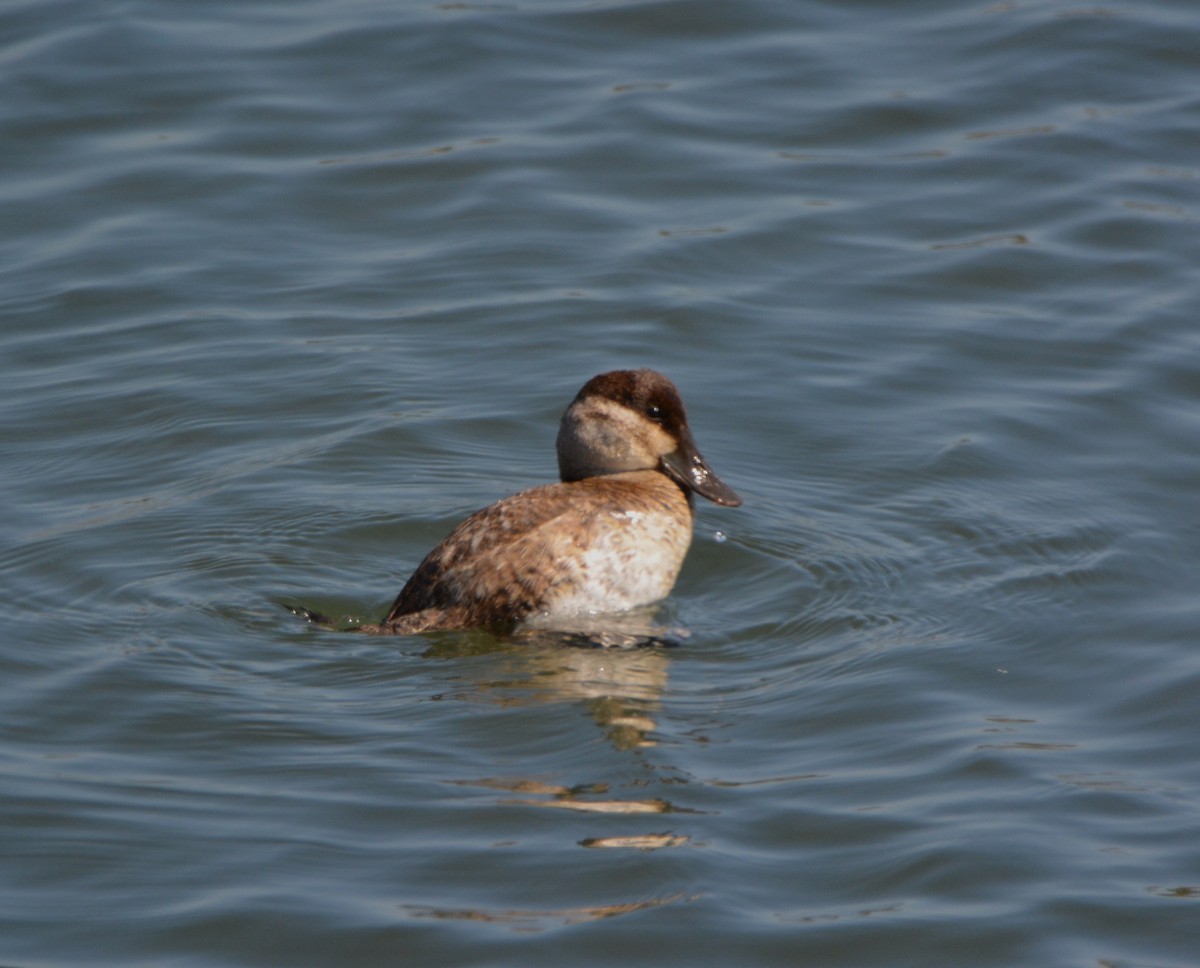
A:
427,622,698,855
422,606,679,751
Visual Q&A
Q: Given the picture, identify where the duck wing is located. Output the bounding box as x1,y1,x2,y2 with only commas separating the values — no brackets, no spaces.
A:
383,480,596,628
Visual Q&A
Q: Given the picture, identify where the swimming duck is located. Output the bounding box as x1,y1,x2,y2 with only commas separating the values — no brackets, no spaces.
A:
296,368,740,635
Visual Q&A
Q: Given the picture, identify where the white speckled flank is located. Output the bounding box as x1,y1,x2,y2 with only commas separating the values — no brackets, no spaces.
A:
538,500,693,618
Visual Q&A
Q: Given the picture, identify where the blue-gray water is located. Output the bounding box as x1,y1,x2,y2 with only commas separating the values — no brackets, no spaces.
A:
4,0,1199,965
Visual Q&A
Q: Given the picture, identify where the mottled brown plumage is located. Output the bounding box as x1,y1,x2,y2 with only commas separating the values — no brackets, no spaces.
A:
365,471,695,633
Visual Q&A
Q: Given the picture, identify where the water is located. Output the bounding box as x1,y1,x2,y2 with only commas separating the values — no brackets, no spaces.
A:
3,0,1199,964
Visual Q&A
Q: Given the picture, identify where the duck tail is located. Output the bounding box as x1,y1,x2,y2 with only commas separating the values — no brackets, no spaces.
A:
281,602,339,628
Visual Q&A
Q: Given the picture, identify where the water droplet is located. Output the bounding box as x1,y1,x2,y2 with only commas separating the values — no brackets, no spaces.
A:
713,531,726,543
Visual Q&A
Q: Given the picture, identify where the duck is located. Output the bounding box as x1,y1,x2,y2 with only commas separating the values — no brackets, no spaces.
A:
292,368,740,635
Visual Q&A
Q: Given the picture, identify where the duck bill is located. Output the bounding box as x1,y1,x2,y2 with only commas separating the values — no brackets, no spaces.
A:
661,437,742,507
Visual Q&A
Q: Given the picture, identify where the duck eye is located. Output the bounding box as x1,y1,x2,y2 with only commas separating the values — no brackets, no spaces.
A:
646,404,664,423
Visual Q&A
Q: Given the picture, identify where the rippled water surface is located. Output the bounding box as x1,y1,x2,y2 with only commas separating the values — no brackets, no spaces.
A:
4,0,1200,965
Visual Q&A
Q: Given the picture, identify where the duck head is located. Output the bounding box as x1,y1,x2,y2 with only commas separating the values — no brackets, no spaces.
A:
556,368,742,507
